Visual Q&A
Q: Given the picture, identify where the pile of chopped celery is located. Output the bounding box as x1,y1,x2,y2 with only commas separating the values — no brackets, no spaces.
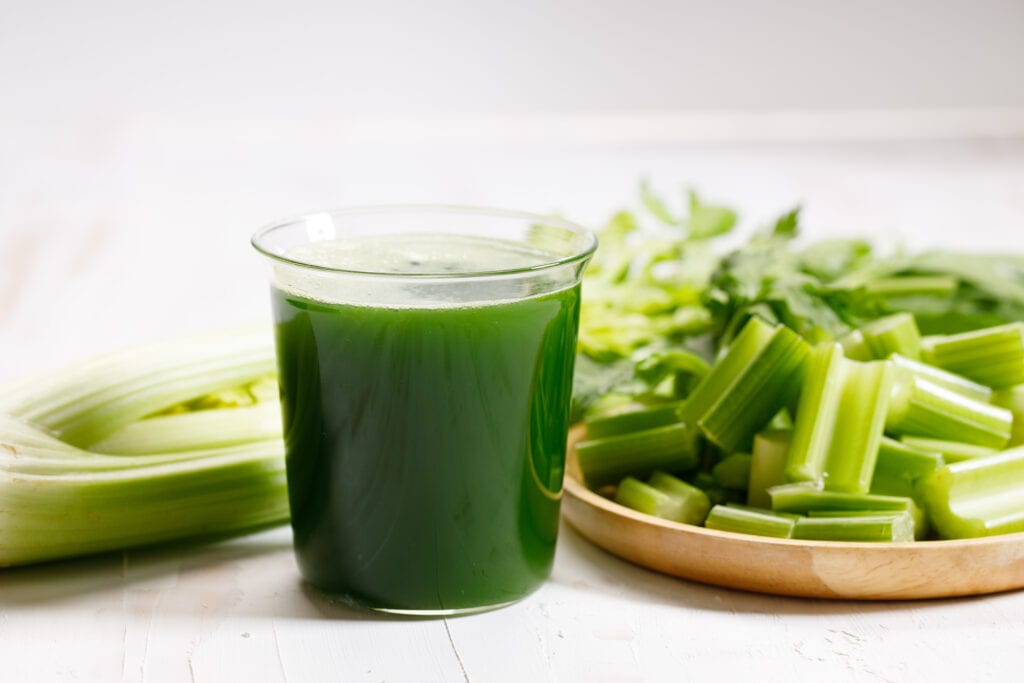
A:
575,184,1024,541
0,327,288,567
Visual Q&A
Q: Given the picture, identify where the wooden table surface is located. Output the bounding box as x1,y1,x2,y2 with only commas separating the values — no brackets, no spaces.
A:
1,119,1023,681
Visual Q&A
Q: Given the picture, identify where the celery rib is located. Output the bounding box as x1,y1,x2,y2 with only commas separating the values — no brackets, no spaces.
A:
921,446,1024,538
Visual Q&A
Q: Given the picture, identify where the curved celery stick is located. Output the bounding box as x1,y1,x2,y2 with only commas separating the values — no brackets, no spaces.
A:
576,423,698,488
704,504,796,538
785,344,894,493
921,447,1024,538
926,323,1024,388
886,370,1011,449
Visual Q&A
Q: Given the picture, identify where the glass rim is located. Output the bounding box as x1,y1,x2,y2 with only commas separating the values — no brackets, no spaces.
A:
251,203,598,279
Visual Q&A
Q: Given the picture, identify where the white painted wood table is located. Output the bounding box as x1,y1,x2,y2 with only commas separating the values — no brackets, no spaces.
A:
1,121,1023,682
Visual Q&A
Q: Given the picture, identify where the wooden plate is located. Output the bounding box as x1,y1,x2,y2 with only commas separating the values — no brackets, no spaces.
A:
561,427,1024,600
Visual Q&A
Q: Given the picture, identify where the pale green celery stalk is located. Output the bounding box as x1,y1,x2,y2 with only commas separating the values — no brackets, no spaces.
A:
0,437,287,567
726,503,801,520
0,327,276,448
584,400,686,440
576,423,698,488
91,403,283,455
748,430,791,508
992,385,1024,446
647,471,711,525
704,504,796,538
921,446,1024,538
793,513,914,542
888,353,992,403
838,330,874,362
925,323,1024,389
712,453,751,490
785,343,894,493
864,275,959,298
859,313,922,361
870,437,944,500
886,369,1011,449
615,476,696,524
899,436,999,463
691,320,809,453
769,483,927,538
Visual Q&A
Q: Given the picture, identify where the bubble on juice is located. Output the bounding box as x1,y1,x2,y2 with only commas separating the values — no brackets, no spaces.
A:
274,234,570,308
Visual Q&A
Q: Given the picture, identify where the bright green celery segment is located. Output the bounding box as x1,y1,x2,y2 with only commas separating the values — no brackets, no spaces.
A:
584,400,685,440
0,329,287,567
647,471,711,524
992,385,1024,446
888,353,992,403
576,422,698,488
924,323,1024,389
838,330,874,362
886,367,1011,449
769,483,927,539
899,436,999,463
921,446,1024,538
870,437,944,500
793,512,914,542
748,430,791,508
704,504,797,538
784,343,894,493
683,316,809,453
615,473,709,525
859,313,922,361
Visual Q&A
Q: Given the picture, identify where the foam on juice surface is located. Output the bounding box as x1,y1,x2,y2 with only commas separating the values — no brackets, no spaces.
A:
275,234,566,308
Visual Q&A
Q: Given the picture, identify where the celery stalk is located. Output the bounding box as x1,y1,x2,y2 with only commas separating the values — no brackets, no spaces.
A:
992,384,1024,446
647,471,711,524
575,423,698,488
921,446,1024,538
785,344,894,493
748,430,791,508
769,482,927,538
712,453,752,490
793,513,914,542
704,504,797,538
838,330,874,362
899,436,999,463
687,318,809,453
870,437,944,500
925,323,1024,389
860,313,922,361
888,353,992,404
584,400,686,440
886,369,1011,449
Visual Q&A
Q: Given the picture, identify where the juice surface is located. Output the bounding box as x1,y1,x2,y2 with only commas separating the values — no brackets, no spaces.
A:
271,238,580,611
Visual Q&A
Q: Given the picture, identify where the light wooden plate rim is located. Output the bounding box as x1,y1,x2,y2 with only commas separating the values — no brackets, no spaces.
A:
561,426,1024,599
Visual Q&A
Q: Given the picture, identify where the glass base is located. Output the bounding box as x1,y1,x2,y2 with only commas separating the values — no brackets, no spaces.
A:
306,583,534,618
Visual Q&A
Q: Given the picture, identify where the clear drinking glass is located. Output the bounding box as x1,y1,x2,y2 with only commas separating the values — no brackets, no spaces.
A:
252,205,596,615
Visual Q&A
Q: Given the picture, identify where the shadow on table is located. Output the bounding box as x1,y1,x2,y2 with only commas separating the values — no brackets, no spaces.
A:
551,523,1009,616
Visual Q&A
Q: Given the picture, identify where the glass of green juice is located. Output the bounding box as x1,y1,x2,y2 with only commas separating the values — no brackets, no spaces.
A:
252,205,596,615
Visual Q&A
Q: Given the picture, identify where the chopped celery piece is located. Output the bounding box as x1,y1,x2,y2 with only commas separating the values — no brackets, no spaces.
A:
647,471,711,524
785,343,894,493
900,436,999,463
925,323,1024,389
726,503,801,520
921,446,1024,538
0,327,276,448
793,513,914,542
584,400,685,440
748,430,791,508
870,437,944,500
888,353,992,404
992,384,1024,446
704,504,796,538
864,275,959,299
886,369,1011,449
860,313,922,361
615,476,694,524
576,423,698,488
769,483,927,538
712,453,752,490
687,318,809,453
838,330,874,362
91,403,283,455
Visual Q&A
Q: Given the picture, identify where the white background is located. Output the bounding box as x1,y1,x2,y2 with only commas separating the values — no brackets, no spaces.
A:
2,2,1024,681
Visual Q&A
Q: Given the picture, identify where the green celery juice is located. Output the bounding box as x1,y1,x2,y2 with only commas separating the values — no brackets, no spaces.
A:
271,234,581,612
